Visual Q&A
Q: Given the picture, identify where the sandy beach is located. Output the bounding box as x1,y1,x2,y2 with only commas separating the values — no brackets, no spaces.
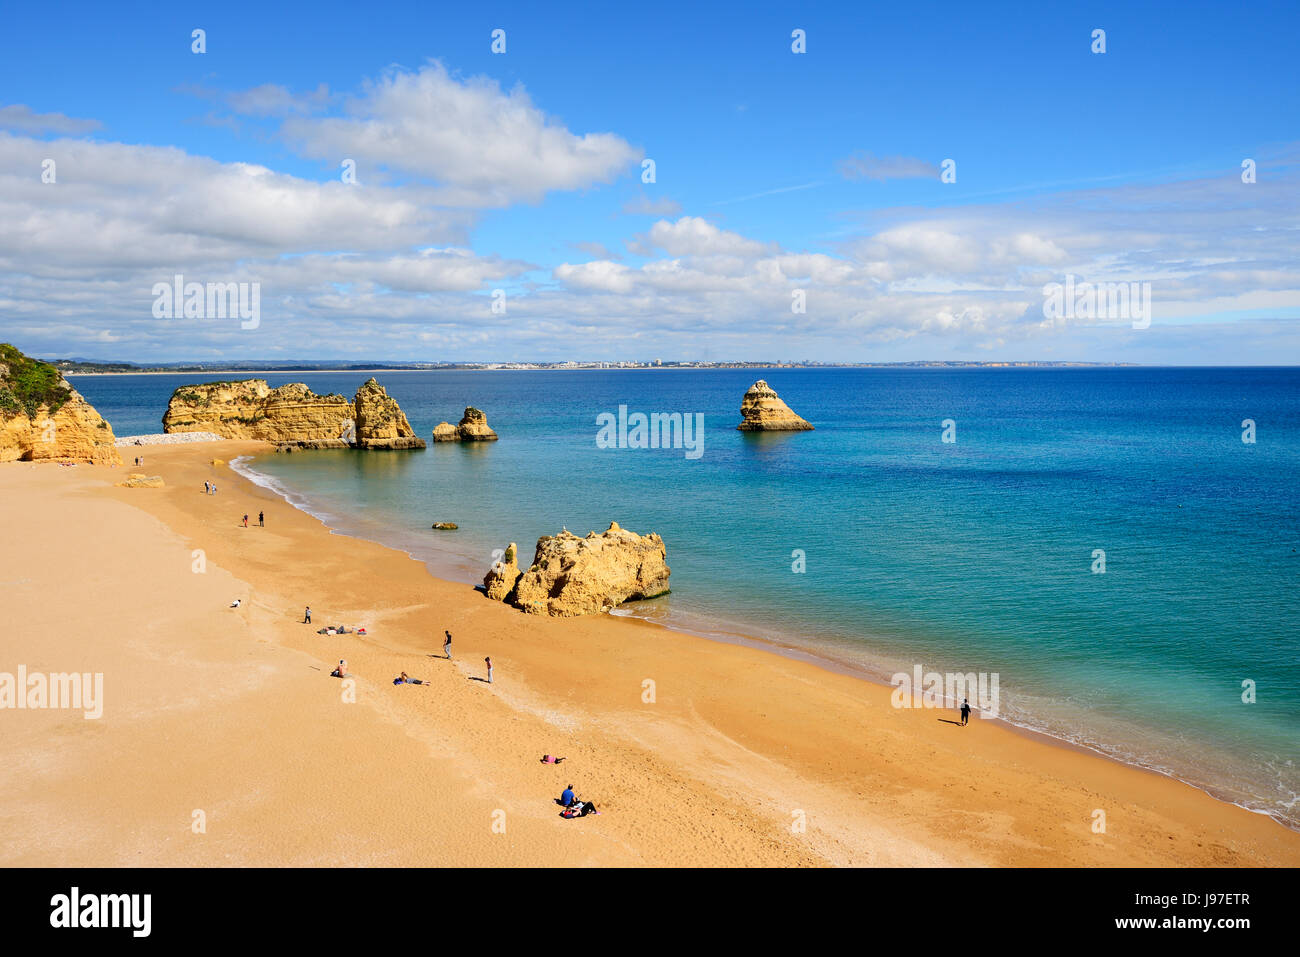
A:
2,442,1297,867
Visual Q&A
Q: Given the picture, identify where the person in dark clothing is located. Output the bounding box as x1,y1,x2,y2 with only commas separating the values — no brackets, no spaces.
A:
960,698,971,726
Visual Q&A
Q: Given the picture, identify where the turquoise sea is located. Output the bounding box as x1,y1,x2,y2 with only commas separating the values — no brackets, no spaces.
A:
74,367,1300,827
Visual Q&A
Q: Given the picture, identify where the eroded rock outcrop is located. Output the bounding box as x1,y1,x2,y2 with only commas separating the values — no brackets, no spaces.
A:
736,379,813,432
0,344,122,465
482,542,521,603
116,473,165,488
353,379,425,450
486,523,670,617
432,407,498,442
163,378,425,450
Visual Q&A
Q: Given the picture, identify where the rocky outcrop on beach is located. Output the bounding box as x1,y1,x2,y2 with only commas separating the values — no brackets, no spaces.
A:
163,378,425,450
352,379,425,450
432,407,498,442
0,344,122,466
485,523,670,617
736,380,814,432
482,542,521,602
115,473,165,488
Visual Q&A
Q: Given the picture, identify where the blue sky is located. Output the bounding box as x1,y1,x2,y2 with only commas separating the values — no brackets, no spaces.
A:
1,0,1298,363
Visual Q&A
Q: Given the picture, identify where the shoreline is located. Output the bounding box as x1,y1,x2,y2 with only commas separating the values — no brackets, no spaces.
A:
4,442,1298,866
232,447,1300,835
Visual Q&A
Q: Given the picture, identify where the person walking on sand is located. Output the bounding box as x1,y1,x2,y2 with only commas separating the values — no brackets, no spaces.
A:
485,656,493,684
304,606,312,625
258,510,264,527
443,630,452,659
242,514,249,528
960,697,971,726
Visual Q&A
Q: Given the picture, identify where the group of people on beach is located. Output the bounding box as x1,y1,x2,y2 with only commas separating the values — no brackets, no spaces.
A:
204,481,217,495
318,624,493,684
557,781,598,818
319,617,602,820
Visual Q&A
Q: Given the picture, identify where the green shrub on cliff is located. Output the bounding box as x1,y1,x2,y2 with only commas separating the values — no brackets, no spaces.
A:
0,343,73,418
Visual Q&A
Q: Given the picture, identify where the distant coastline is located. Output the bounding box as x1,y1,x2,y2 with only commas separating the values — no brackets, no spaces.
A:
58,360,1141,375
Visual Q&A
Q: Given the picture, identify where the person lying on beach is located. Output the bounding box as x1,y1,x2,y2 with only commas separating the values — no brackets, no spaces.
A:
541,755,566,764
393,672,425,685
230,599,241,608
561,801,599,819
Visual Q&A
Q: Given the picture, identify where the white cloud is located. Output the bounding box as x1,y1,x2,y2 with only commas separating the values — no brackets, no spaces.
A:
279,61,640,206
0,104,101,135
632,216,772,258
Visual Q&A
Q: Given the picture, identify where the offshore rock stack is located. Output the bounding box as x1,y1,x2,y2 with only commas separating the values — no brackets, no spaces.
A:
432,407,499,442
735,380,814,431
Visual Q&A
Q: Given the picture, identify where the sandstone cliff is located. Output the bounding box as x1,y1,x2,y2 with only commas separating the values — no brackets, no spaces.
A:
432,406,498,442
736,379,814,431
0,344,122,465
163,378,425,450
486,522,670,617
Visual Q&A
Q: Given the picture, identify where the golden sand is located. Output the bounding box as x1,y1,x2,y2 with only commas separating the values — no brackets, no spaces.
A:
1,442,1296,866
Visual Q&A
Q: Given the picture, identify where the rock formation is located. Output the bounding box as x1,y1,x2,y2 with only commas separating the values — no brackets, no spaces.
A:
116,473,165,488
163,378,425,450
482,542,521,603
352,379,425,450
736,379,813,431
432,407,498,442
485,523,670,617
0,344,122,465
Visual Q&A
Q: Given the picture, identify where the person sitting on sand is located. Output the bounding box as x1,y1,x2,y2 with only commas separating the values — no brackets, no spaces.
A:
560,785,575,807
541,755,566,764
230,599,241,608
331,660,349,678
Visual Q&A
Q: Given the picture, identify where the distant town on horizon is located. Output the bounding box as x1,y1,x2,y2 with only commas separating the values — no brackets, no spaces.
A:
47,357,1149,374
